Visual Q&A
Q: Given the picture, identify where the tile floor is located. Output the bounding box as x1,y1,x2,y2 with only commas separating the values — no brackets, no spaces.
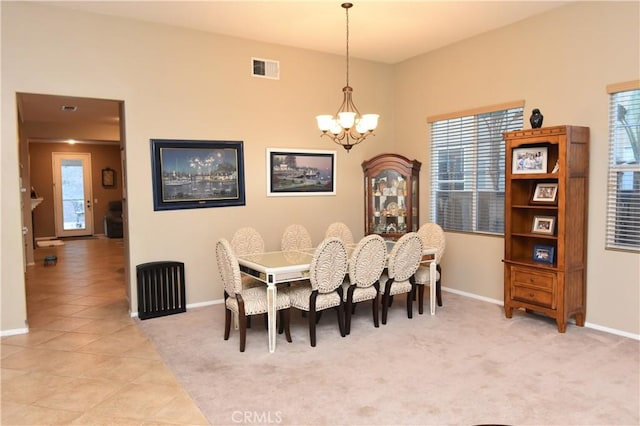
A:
1,238,208,425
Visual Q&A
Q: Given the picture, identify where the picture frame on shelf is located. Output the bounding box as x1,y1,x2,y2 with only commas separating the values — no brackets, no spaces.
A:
531,182,558,204
512,146,548,174
533,244,555,264
531,215,556,235
150,139,246,211
266,148,336,196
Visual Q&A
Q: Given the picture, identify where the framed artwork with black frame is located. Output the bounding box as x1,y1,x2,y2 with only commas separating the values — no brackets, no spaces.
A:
150,139,246,211
266,148,336,196
512,146,548,174
533,244,555,264
101,167,116,188
531,215,556,235
531,182,558,204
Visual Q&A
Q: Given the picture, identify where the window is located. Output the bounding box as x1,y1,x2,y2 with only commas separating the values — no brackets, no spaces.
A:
606,81,640,251
428,102,524,235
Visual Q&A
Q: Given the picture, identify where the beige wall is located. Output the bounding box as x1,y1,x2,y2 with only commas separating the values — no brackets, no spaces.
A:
394,1,640,334
2,2,638,336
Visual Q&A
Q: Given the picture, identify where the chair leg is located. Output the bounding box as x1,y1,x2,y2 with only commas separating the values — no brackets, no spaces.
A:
239,315,247,352
407,287,414,319
418,284,425,315
308,309,317,347
381,279,392,325
238,298,247,352
345,300,352,335
309,291,318,347
336,304,346,338
372,293,380,328
345,286,355,335
224,308,231,340
436,265,443,307
381,293,389,325
280,309,292,343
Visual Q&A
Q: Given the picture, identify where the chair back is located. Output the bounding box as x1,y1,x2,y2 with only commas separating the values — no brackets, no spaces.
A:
349,234,387,288
387,232,423,282
417,223,446,263
281,224,312,251
325,222,355,245
309,237,348,294
231,227,265,256
216,238,243,296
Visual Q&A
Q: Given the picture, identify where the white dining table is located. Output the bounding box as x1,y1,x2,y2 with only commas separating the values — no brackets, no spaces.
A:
237,243,437,353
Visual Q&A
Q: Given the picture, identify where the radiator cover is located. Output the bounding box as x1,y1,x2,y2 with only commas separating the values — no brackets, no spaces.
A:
136,261,186,320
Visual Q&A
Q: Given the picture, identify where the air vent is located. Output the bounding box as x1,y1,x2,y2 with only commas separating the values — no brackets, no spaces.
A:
252,57,279,80
61,105,78,112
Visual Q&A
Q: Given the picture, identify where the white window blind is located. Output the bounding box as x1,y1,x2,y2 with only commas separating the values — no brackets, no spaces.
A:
428,102,523,235
606,81,640,251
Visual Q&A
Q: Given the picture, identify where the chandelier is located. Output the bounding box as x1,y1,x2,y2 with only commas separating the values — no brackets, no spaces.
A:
316,2,379,152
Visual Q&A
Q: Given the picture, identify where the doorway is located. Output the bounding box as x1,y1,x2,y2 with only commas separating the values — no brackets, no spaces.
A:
52,152,94,237
17,92,129,322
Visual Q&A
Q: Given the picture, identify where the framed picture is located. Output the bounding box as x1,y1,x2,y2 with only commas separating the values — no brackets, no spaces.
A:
531,182,558,204
531,215,556,235
150,139,245,211
266,148,336,196
101,168,116,188
512,146,548,174
533,244,555,264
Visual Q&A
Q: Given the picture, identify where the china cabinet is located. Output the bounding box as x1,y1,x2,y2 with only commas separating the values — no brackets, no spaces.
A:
503,125,589,332
362,153,421,240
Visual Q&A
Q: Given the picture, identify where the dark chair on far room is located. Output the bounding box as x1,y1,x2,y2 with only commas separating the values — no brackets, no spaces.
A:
104,200,123,238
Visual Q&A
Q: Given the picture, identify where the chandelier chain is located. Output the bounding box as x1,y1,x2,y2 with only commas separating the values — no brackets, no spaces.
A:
345,4,350,87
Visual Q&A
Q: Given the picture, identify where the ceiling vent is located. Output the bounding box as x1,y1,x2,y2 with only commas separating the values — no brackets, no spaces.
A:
252,58,279,80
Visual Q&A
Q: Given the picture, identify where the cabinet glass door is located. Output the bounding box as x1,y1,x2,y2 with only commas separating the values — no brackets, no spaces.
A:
371,169,408,235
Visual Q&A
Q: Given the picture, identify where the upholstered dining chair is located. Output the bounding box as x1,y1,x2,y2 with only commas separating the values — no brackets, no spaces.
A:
342,234,387,335
325,222,355,245
414,223,446,314
216,238,292,352
379,232,423,325
231,227,265,290
288,237,348,347
281,224,313,251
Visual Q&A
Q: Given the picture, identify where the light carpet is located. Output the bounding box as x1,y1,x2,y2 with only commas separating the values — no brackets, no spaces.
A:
137,292,639,426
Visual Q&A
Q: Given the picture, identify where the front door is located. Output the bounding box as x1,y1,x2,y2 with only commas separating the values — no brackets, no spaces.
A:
52,152,94,237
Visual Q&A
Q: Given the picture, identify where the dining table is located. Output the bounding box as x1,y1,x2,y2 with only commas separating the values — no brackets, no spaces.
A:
237,241,438,353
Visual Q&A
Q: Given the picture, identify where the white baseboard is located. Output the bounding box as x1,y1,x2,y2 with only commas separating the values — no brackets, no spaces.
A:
1,327,29,337
441,286,640,341
130,299,223,319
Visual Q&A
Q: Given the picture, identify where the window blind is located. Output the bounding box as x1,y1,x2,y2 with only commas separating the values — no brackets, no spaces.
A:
428,102,523,235
606,81,640,251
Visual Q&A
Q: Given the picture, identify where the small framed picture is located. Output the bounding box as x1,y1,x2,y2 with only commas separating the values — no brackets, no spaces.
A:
533,244,555,264
532,215,556,235
531,182,558,204
512,146,548,174
102,168,116,188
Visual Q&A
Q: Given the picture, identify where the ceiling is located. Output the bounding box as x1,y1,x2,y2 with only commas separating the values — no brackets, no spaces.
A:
20,1,571,126
48,0,570,64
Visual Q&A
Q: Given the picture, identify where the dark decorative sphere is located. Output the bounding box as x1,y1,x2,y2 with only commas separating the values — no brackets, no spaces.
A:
530,108,544,129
